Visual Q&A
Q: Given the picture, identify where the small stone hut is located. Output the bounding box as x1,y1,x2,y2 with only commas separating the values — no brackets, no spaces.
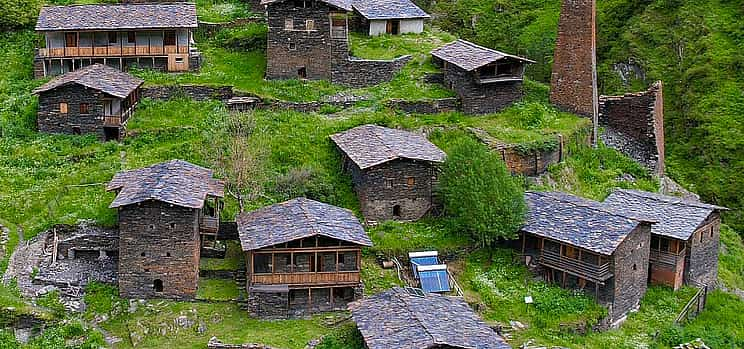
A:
237,198,372,319
431,39,534,114
32,64,143,141
107,160,224,300
519,191,654,325
349,287,511,349
350,0,430,36
330,125,446,223
604,189,726,290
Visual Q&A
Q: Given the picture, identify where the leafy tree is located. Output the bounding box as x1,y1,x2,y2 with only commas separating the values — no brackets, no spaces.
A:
438,137,527,247
0,0,41,30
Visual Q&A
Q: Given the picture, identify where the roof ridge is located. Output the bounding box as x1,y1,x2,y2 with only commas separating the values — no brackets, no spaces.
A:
532,191,651,223
617,189,722,210
368,125,400,161
399,290,438,345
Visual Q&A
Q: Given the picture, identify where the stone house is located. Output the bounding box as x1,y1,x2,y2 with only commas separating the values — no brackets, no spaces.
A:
431,40,534,114
107,160,224,300
349,287,511,349
237,198,372,319
520,191,654,325
34,3,199,78
32,64,143,141
262,0,411,87
349,0,430,36
330,125,446,223
604,189,726,290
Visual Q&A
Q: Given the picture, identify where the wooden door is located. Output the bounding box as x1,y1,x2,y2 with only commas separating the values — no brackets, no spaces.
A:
65,33,77,47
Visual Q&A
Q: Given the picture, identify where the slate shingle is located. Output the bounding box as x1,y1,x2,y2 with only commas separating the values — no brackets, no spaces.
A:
352,0,430,20
33,64,143,99
604,189,727,240
237,198,372,251
330,125,446,170
523,191,653,255
36,4,197,31
349,287,511,349
431,39,535,72
107,160,224,209
260,0,353,11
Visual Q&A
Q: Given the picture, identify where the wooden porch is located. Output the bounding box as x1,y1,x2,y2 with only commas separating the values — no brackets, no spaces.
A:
39,45,188,58
252,271,360,286
102,104,135,127
539,249,613,282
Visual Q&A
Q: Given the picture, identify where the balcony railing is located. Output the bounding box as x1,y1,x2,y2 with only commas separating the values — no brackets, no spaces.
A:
38,45,188,58
650,249,686,267
539,250,613,282
252,271,360,286
102,105,135,127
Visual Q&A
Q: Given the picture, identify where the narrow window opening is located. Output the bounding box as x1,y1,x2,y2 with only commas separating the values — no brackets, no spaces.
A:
297,67,307,79
153,279,163,292
175,57,184,63
79,103,89,114
141,252,146,257
305,19,315,31
288,42,296,51
385,179,394,189
169,222,176,229
108,32,117,44
144,268,149,272
285,18,294,30
166,252,171,257
700,231,703,243
406,177,415,186
393,205,401,217
127,31,136,44
164,31,176,46
632,264,637,271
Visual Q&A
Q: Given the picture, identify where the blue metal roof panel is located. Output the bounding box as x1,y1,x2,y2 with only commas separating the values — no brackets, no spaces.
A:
411,256,439,266
419,270,450,293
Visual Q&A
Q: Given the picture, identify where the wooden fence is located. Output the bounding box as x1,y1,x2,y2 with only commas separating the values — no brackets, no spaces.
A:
674,285,708,324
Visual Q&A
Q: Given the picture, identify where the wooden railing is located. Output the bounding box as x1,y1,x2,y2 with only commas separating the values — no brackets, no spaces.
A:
252,271,360,286
674,285,707,324
102,105,135,127
200,216,219,233
650,248,686,267
38,45,188,58
539,250,613,282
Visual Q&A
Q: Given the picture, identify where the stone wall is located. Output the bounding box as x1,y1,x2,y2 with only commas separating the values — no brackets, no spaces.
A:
343,157,439,223
37,84,109,138
331,56,411,88
207,337,280,349
610,223,651,324
549,0,598,117
441,63,524,114
599,81,665,176
141,85,240,102
686,213,721,288
117,200,201,300
385,97,460,114
57,230,119,260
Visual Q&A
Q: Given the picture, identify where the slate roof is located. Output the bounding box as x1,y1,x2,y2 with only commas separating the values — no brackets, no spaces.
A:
522,191,654,255
604,189,727,241
330,125,446,170
236,198,372,251
33,64,143,99
352,0,430,20
35,4,197,31
431,39,535,72
260,0,353,11
349,287,511,349
107,160,224,209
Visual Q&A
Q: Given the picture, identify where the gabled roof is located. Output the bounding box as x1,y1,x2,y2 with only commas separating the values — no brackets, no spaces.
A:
107,160,224,209
352,0,430,20
604,189,727,241
350,287,511,349
330,125,446,170
33,64,143,99
522,191,654,255
237,198,372,251
35,4,197,31
431,39,535,72
260,0,353,11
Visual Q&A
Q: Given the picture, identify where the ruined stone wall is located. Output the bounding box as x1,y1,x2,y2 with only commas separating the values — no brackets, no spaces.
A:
599,81,665,176
141,85,239,102
610,224,650,323
685,213,720,288
385,97,460,114
550,0,597,117
441,63,524,114
117,200,200,300
343,157,439,222
37,84,106,137
57,231,118,260
265,1,343,80
331,56,411,88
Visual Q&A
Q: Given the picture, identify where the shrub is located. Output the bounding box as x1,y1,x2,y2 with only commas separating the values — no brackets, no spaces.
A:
0,0,41,30
438,137,527,246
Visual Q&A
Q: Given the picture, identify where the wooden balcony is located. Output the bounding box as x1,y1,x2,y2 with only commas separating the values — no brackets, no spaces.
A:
252,271,360,286
200,216,219,233
539,250,613,282
38,45,188,58
650,249,686,267
102,105,134,127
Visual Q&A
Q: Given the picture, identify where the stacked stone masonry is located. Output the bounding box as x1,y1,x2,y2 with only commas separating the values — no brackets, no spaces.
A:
685,214,721,288
599,81,665,176
440,62,524,114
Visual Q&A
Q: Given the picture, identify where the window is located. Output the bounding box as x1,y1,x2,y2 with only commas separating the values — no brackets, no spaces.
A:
293,253,315,272
144,268,149,272
285,18,294,30
305,19,315,31
562,245,579,259
72,126,81,135
318,252,337,272
480,65,497,77
79,103,89,114
253,254,272,274
274,253,292,273
331,15,347,39
166,252,171,257
393,205,401,217
164,31,176,46
141,252,146,257
65,33,77,47
108,32,117,44
175,57,184,63
288,42,297,51
169,223,176,229
710,227,714,237
297,67,307,79
127,31,136,44
385,179,394,189
59,102,68,114
406,177,415,186
338,251,358,271
700,230,704,243
632,264,637,271
153,279,163,292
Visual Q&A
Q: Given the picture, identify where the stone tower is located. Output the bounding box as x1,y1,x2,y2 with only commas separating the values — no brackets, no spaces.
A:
550,0,598,141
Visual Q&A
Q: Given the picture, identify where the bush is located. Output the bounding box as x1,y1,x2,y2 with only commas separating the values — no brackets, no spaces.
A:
214,23,268,51
0,0,41,30
438,137,527,246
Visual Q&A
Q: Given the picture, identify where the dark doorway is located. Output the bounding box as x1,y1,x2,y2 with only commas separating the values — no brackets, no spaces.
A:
72,126,82,135
153,279,164,292
387,20,400,35
392,205,401,217
298,67,307,79
164,31,176,46
104,127,120,141
65,33,77,47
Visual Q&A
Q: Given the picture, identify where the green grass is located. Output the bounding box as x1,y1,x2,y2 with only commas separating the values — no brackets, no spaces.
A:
196,0,254,23
348,29,455,60
196,278,241,301
200,241,245,271
360,257,405,295
719,225,744,290
83,282,127,321
367,220,470,257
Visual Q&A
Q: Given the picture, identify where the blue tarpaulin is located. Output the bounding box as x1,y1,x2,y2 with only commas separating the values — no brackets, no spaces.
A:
419,269,451,293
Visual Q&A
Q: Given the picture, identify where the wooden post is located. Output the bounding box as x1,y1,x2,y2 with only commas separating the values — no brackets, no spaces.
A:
330,287,334,308
521,234,526,254
307,288,312,312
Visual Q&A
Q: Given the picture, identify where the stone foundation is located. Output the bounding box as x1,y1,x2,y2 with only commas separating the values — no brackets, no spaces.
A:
331,56,412,88
248,285,362,319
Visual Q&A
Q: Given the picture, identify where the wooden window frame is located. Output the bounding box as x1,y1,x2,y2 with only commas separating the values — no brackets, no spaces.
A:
59,102,68,114
305,19,315,31
406,177,415,187
164,31,176,46
79,103,89,114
